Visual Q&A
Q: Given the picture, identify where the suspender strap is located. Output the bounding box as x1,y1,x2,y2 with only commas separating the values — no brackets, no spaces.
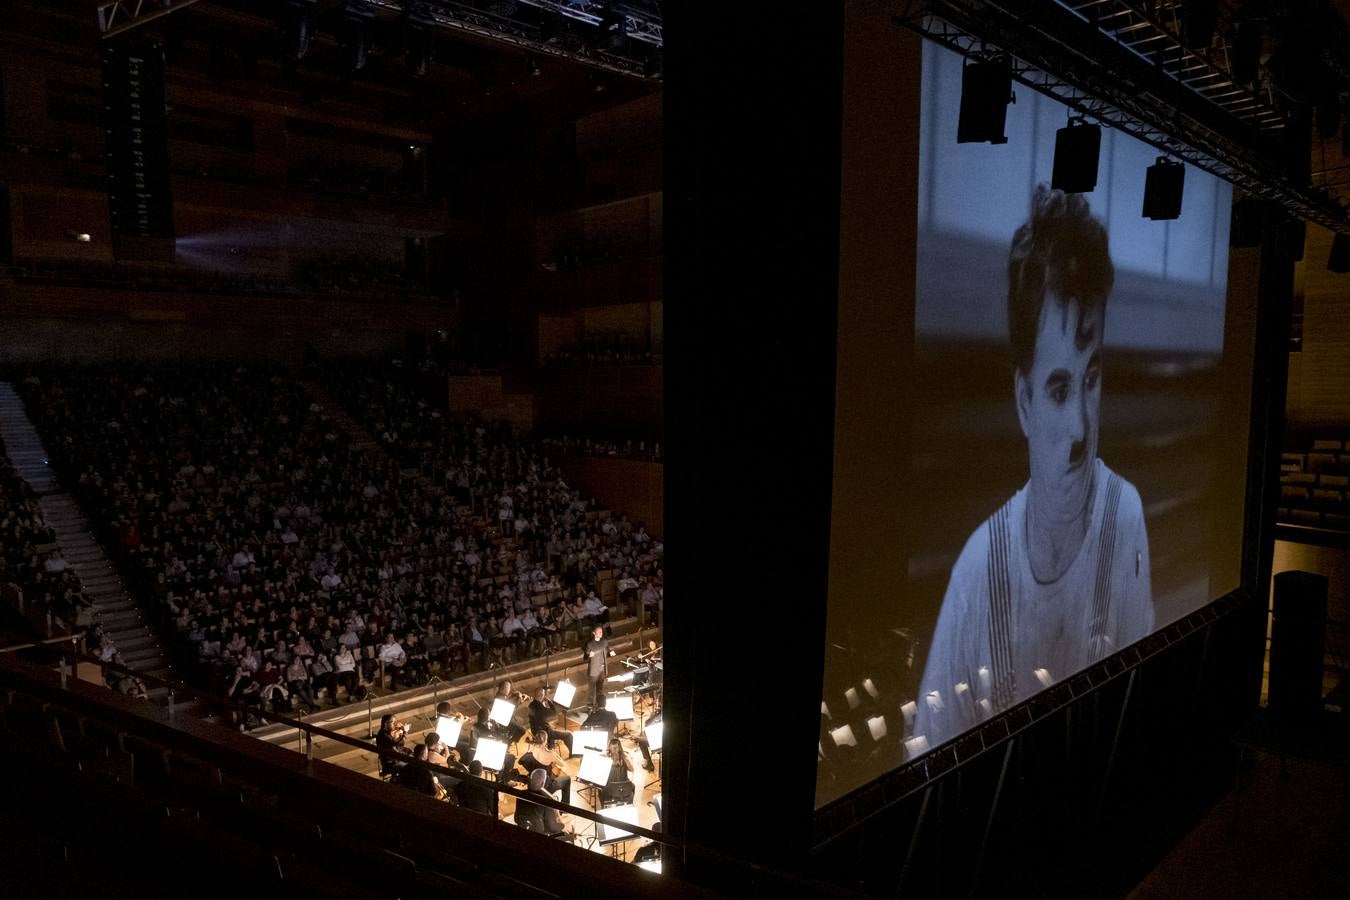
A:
986,504,1015,711
1089,473,1123,650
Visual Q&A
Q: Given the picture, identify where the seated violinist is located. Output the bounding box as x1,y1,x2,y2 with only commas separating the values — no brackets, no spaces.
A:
519,729,572,805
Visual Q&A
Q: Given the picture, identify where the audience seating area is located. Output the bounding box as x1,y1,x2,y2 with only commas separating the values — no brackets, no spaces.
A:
0,438,92,640
542,338,661,367
1279,433,1350,531
541,434,663,462
10,257,435,305
15,363,662,724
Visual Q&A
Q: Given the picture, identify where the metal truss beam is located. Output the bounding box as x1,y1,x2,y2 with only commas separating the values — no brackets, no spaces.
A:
899,0,1349,235
378,1,657,79
514,1,663,47
97,0,206,38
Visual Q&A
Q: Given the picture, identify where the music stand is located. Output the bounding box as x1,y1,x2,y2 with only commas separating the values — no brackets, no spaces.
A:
605,693,635,722
553,680,577,708
473,737,508,773
577,751,612,789
553,679,578,728
434,715,463,748
489,697,516,728
577,728,610,756
595,803,639,848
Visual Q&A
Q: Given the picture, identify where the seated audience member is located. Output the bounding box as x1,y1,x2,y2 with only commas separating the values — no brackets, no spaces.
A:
308,651,335,702
333,644,358,698
377,632,407,688
257,660,289,712
286,655,318,711
455,760,498,815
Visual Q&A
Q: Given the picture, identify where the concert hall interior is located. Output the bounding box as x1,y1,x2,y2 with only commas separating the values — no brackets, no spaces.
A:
2,1,1350,897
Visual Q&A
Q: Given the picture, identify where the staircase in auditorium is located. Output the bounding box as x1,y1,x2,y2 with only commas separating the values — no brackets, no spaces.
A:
0,383,175,700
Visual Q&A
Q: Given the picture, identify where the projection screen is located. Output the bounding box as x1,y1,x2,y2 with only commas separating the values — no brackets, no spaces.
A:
817,34,1257,808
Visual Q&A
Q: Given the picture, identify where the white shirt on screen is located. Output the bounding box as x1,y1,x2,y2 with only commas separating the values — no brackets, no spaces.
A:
914,459,1153,751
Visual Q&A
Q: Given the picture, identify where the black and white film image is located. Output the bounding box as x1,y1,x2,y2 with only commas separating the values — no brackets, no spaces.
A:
818,41,1238,804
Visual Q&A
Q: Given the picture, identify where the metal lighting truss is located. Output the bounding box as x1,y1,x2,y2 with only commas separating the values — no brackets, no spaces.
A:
98,0,208,38
98,0,660,79
512,1,663,47
368,0,659,78
898,0,1350,234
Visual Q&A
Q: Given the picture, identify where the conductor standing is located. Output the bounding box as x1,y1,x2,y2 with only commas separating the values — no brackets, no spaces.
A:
585,625,615,710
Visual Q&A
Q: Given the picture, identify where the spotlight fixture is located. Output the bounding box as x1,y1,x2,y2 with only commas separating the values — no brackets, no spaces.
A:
1229,196,1263,248
1051,117,1101,194
957,55,1013,144
1142,157,1185,220
1329,232,1350,273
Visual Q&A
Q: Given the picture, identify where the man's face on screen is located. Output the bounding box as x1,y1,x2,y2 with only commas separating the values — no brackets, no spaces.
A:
1016,293,1103,528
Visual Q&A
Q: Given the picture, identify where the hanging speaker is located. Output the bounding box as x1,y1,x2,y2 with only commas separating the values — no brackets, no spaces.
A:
1051,120,1101,193
1142,158,1185,220
957,56,1012,144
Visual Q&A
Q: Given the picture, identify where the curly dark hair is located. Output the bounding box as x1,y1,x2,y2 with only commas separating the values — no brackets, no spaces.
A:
1007,185,1114,376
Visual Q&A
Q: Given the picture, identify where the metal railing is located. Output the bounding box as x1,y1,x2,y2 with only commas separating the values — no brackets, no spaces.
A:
33,641,668,847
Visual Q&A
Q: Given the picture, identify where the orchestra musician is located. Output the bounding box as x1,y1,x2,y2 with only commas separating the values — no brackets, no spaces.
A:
601,737,636,805
493,680,528,743
376,714,410,778
519,729,573,805
586,625,616,710
634,703,660,772
528,686,574,754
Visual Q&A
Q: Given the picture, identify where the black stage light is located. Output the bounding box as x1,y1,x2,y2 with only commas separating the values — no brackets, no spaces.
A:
1181,0,1218,50
957,56,1012,144
282,0,316,61
405,27,430,78
1329,232,1350,273
1279,217,1306,262
1142,157,1185,220
1051,118,1101,193
1231,18,1263,85
1230,196,1264,247
341,6,373,72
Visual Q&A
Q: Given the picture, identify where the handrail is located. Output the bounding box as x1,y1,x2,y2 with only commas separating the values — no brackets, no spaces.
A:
38,642,668,845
